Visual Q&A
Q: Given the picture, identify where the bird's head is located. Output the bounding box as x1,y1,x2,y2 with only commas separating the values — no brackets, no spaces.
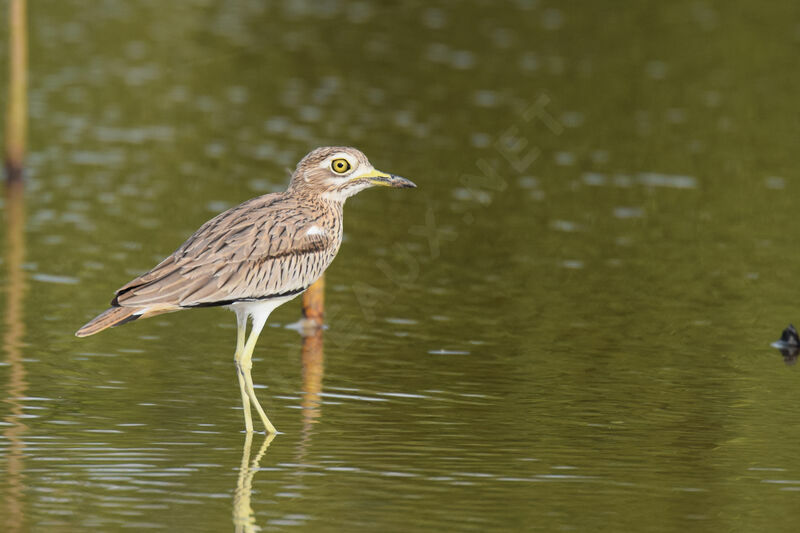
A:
288,146,416,201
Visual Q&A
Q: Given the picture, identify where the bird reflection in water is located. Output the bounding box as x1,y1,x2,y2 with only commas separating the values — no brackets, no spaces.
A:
232,432,275,533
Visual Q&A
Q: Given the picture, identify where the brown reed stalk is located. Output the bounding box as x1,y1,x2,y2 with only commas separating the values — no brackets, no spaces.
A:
4,0,27,184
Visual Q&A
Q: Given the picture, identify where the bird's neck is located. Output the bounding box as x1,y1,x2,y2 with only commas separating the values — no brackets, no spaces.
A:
288,192,344,224
296,192,344,212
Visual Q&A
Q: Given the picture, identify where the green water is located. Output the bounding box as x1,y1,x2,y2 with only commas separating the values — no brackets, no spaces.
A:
3,1,800,531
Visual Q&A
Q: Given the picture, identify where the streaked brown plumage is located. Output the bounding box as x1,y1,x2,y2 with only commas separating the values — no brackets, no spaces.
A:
76,146,415,433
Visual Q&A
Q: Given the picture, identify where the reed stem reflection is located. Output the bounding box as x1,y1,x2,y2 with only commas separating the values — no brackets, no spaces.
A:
299,277,325,457
301,328,324,432
3,180,27,533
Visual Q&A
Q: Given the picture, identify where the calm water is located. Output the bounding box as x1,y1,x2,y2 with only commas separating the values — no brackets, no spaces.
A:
3,1,800,531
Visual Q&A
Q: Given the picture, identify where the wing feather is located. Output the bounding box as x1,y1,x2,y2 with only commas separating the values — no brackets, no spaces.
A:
113,193,339,308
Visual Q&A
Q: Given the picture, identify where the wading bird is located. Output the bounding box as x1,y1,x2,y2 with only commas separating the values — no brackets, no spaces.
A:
76,146,416,433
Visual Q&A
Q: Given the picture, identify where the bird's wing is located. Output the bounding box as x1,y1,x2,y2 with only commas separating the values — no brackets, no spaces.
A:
113,194,337,308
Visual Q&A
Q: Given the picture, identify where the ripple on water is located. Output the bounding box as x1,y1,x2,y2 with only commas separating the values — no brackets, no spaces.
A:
561,260,584,269
428,349,470,355
637,172,697,189
613,206,644,219
385,317,418,325
765,176,786,189
560,111,585,127
582,171,697,189
473,90,500,108
550,219,581,232
422,8,447,29
30,273,80,285
554,151,576,165
70,150,125,167
541,8,564,30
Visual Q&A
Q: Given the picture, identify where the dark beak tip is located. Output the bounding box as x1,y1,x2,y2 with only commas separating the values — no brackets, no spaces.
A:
391,175,417,189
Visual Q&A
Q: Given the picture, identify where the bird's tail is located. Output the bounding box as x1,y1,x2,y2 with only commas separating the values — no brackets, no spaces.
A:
75,307,141,337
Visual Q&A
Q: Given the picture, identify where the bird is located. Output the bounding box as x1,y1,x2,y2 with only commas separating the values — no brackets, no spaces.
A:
76,146,416,433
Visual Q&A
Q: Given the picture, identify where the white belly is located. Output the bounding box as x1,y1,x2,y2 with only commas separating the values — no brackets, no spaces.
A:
227,294,301,323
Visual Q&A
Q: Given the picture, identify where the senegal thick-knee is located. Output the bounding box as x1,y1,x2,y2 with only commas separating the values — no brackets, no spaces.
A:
76,146,416,433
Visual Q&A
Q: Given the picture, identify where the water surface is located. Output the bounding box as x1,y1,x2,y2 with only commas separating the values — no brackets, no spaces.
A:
3,1,800,531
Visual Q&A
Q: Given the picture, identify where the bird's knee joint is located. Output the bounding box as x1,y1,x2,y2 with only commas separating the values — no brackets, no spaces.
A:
234,360,251,375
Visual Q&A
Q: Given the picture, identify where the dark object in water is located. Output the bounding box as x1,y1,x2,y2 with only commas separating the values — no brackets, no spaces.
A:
776,324,800,346
772,324,800,365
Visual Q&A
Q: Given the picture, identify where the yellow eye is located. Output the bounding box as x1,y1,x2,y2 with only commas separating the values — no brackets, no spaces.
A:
331,158,352,174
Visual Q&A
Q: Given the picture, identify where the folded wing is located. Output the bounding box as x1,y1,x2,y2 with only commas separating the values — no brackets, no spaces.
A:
113,193,337,309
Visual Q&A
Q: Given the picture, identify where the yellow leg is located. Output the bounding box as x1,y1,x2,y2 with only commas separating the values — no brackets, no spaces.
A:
240,314,277,434
234,311,253,433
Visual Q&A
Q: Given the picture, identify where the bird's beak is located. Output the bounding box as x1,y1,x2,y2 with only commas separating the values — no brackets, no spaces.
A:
357,169,417,188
